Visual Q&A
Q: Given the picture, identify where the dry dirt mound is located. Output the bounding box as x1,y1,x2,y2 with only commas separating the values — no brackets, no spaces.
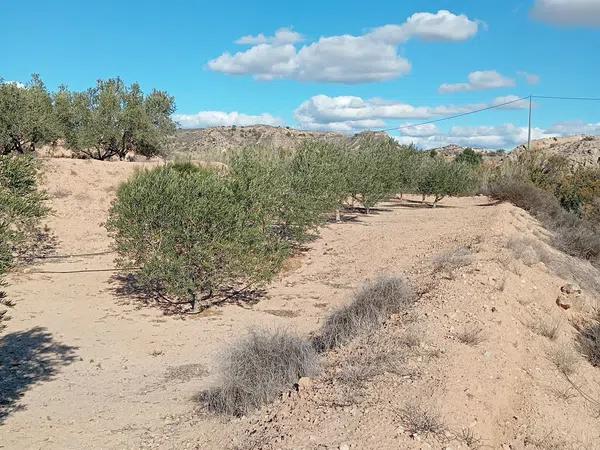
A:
2,159,600,449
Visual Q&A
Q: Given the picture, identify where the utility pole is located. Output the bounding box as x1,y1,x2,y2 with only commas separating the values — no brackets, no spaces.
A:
527,95,532,151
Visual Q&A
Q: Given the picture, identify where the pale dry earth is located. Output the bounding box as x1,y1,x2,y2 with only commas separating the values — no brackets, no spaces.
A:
1,158,599,449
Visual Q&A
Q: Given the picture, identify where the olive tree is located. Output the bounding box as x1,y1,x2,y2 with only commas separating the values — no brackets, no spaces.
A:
0,75,58,154
106,164,286,312
344,137,401,213
416,157,477,207
63,79,176,160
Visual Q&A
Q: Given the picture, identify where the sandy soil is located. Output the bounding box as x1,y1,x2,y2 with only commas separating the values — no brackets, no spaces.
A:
2,158,599,449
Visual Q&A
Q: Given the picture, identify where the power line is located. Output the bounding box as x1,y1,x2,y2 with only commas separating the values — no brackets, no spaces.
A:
532,95,600,101
378,96,531,132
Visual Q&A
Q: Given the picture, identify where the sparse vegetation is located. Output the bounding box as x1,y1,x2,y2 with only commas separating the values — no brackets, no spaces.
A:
486,158,600,269
313,276,416,351
201,328,319,416
530,317,561,341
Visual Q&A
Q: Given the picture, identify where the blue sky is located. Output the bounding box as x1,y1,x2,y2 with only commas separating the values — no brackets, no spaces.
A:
1,0,599,149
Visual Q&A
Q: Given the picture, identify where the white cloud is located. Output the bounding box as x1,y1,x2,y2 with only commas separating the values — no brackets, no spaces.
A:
208,10,479,83
294,94,532,132
235,27,303,45
174,111,284,128
368,10,480,43
439,71,516,93
547,120,600,135
518,71,541,85
532,0,600,26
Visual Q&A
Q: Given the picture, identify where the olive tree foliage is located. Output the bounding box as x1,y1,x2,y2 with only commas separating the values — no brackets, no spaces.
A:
229,141,347,243
0,154,48,331
455,148,483,166
415,156,477,207
59,79,176,160
106,164,287,312
0,75,59,154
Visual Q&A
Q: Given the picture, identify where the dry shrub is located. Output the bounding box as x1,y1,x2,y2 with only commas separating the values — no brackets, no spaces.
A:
530,317,561,341
433,247,474,277
313,276,416,351
548,345,579,376
454,326,485,346
397,403,446,437
576,313,600,367
507,236,543,266
200,328,319,416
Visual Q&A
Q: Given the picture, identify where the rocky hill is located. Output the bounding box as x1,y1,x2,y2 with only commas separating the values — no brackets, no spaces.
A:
169,126,393,159
512,135,600,167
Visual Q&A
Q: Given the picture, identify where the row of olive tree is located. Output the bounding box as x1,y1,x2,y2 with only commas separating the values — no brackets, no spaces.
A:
0,75,176,159
107,139,478,312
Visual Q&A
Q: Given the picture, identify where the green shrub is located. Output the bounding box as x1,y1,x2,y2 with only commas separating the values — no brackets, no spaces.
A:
106,164,287,311
0,154,48,331
455,148,483,166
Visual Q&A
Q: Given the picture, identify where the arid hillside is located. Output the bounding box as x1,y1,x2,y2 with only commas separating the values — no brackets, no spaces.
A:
512,135,600,167
2,158,600,449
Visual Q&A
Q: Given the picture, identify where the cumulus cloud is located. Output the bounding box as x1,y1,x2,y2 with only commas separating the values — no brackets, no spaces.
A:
294,94,530,132
174,111,284,128
532,0,600,26
439,71,516,93
518,71,541,85
208,10,479,83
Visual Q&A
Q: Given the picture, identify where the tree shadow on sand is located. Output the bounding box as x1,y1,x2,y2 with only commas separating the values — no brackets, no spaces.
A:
110,273,267,316
0,327,78,423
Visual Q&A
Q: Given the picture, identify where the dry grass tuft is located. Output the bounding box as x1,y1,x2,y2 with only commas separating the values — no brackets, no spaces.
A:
456,428,483,449
336,348,405,387
433,247,474,278
397,403,446,437
548,345,579,376
454,326,485,346
529,317,561,341
313,276,416,351
200,328,319,416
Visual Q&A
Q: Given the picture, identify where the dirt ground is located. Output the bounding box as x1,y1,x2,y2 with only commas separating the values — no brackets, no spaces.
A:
2,158,600,449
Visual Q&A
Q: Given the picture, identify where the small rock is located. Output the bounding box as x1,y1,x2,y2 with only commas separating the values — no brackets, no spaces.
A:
297,377,313,392
556,293,573,310
561,283,582,295
339,444,350,450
